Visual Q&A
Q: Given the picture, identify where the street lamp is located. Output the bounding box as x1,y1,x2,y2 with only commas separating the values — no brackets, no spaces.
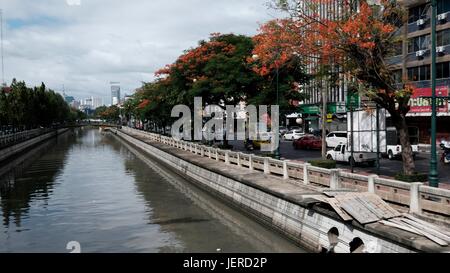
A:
429,0,439,188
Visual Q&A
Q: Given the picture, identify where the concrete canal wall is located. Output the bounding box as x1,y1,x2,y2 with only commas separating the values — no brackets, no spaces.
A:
113,128,450,253
0,129,69,163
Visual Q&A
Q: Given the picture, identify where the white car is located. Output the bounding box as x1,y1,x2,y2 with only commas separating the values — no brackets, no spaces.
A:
326,131,347,148
283,130,304,141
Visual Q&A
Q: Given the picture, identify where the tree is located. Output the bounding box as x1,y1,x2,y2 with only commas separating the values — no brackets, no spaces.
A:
156,33,263,108
249,20,310,113
269,0,416,175
0,80,73,130
99,105,120,122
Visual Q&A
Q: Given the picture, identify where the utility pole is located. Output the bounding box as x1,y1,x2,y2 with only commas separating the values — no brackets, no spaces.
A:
429,0,439,188
321,80,327,159
376,104,380,175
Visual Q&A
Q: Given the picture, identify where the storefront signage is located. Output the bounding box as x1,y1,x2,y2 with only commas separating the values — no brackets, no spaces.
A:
409,86,449,113
300,105,320,115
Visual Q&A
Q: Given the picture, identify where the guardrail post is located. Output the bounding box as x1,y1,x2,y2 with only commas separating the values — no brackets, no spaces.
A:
264,158,270,174
215,149,219,161
330,169,340,190
409,182,423,215
368,175,378,193
283,161,289,180
249,155,254,170
201,146,205,157
237,153,241,167
225,151,230,164
208,148,212,159
303,163,310,185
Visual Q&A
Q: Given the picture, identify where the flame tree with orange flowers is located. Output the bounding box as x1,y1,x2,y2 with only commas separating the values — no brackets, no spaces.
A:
256,0,417,175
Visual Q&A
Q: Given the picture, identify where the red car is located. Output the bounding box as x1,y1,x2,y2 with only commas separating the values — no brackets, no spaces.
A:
293,135,322,150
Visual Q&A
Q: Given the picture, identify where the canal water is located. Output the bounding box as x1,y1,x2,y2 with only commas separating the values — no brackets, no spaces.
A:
0,128,305,253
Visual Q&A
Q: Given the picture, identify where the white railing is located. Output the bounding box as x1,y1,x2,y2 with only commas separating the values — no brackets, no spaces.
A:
0,128,54,148
120,127,450,217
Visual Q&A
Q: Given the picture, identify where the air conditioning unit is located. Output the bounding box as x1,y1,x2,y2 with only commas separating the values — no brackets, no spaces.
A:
437,46,446,54
417,19,425,26
416,50,427,57
438,13,448,22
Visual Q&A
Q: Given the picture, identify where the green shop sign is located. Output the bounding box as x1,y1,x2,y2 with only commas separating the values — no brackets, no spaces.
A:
300,103,347,115
328,103,347,114
346,92,360,109
300,105,320,114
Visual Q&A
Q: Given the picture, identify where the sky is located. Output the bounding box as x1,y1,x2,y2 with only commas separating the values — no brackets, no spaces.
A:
0,0,283,105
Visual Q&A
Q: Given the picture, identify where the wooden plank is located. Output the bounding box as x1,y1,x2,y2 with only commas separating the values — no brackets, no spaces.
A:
403,214,450,238
340,198,380,224
355,196,385,219
389,218,448,247
336,193,381,224
360,193,401,218
327,198,353,221
379,220,423,236
398,218,450,244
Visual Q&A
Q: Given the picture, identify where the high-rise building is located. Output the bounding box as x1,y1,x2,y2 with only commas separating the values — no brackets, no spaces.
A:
93,97,103,109
298,0,450,143
111,83,121,105
390,0,450,143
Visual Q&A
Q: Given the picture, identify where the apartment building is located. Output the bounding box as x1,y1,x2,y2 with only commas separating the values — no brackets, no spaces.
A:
392,0,450,143
298,0,450,143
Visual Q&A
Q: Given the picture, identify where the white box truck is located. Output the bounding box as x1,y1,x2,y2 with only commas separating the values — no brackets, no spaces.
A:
326,108,386,167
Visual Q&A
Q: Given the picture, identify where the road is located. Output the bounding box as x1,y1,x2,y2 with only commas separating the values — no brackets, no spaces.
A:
229,140,450,185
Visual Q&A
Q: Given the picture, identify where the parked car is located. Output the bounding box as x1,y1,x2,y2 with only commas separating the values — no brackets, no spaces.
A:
293,135,322,150
279,126,288,136
386,126,419,160
326,144,376,167
326,131,347,148
283,130,304,141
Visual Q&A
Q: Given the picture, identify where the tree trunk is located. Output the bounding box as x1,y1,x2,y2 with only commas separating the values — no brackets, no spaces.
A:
391,113,416,175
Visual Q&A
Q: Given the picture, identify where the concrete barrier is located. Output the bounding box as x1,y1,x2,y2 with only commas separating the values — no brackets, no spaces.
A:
119,127,450,218
113,128,450,253
0,128,69,163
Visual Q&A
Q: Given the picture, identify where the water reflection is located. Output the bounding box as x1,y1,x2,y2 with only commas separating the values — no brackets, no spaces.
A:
0,132,72,229
0,129,304,253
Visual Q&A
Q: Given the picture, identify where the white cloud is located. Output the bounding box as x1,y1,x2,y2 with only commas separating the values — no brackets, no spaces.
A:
0,0,282,103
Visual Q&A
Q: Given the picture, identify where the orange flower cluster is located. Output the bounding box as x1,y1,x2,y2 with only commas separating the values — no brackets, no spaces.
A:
137,99,150,109
251,19,304,76
155,35,236,80
252,1,398,79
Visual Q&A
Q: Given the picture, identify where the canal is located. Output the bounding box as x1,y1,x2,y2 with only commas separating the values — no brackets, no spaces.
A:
0,128,305,253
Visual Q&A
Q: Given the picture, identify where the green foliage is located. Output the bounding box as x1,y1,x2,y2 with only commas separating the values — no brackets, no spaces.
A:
394,173,428,183
0,79,75,128
97,105,120,122
124,33,309,131
309,159,337,169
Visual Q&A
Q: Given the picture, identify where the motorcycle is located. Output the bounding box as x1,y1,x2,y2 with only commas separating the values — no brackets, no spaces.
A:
441,140,450,164
244,139,254,151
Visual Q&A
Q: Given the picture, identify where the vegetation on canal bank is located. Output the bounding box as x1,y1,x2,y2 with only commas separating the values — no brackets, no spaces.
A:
0,79,86,130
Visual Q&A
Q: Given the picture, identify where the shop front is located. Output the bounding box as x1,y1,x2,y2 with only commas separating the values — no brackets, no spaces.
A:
404,85,450,144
